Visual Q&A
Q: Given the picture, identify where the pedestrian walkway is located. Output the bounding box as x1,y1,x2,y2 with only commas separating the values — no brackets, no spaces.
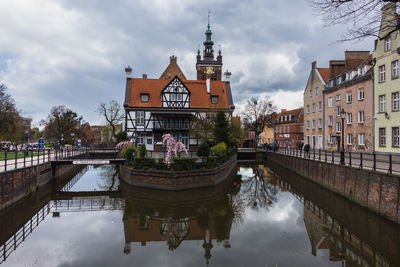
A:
271,147,400,175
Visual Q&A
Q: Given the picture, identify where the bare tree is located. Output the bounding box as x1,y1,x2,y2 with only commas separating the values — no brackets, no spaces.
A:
97,100,124,138
310,0,400,41
241,98,276,148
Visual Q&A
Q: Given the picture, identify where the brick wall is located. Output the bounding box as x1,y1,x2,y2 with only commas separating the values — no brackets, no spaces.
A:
267,152,400,224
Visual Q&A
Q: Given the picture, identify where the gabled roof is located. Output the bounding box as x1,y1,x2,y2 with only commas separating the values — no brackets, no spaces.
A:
126,76,233,110
160,56,186,80
316,68,330,84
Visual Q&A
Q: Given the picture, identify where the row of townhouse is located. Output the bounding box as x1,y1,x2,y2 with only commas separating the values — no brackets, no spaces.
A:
303,3,400,153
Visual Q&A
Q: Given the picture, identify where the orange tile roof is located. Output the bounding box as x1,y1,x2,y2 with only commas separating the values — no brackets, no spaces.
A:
127,76,231,109
316,68,330,84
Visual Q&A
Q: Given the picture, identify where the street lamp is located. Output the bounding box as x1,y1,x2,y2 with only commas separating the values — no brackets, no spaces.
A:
340,108,346,165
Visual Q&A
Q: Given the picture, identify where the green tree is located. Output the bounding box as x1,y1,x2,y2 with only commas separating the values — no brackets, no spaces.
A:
116,131,129,143
97,100,124,139
213,111,229,145
197,142,210,158
41,105,83,144
139,144,147,158
0,84,21,142
189,113,215,142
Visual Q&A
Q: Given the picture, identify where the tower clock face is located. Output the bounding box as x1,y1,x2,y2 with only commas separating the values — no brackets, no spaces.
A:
206,66,214,74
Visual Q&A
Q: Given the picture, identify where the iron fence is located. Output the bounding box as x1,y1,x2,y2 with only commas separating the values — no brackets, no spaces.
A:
270,147,400,175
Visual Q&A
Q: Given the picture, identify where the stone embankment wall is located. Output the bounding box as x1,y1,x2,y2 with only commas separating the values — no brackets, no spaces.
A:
120,155,237,190
0,163,82,211
267,152,400,224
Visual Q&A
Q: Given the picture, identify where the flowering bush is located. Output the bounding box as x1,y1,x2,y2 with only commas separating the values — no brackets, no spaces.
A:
162,133,188,167
115,141,132,150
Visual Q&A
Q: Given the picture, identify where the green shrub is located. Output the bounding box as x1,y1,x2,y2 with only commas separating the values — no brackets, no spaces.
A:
211,142,227,157
173,158,197,171
197,142,210,158
133,157,156,170
139,144,147,158
120,144,138,162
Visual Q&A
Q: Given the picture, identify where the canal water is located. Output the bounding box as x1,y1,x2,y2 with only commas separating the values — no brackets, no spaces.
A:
0,163,399,267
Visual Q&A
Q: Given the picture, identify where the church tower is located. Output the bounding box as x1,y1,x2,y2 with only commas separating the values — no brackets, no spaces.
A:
196,13,222,81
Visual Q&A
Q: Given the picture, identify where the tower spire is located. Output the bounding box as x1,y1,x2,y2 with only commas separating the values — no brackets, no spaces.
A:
203,10,214,59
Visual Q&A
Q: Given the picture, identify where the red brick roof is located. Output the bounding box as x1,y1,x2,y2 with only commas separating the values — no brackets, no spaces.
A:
316,68,330,84
127,76,231,109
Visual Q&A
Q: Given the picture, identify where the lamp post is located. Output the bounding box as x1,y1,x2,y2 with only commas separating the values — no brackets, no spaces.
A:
340,108,346,165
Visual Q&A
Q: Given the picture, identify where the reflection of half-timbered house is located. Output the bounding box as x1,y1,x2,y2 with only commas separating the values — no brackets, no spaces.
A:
123,22,234,151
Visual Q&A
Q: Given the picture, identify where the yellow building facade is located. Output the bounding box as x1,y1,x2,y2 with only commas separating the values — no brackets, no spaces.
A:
373,3,400,153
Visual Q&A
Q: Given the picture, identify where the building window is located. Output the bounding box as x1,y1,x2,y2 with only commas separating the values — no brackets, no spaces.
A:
392,92,399,111
392,60,399,78
336,122,341,133
312,120,316,129
336,94,341,101
346,72,353,80
358,133,365,145
358,111,364,123
306,120,310,129
306,105,310,113
315,87,319,95
138,132,146,144
287,126,290,133
358,88,364,100
393,127,399,147
379,128,386,147
328,134,333,144
328,115,333,126
336,105,341,117
136,111,145,126
379,95,386,112
347,134,352,145
346,113,352,124
211,96,218,104
379,65,386,82
328,97,333,107
385,37,391,51
346,92,352,103
318,119,322,129
140,94,149,102
312,103,316,112
318,101,322,111
306,135,310,145
309,89,312,97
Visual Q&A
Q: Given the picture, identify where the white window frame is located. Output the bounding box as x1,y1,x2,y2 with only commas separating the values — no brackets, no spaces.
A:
315,87,319,95
136,111,145,126
306,105,310,113
358,111,364,123
347,133,352,145
392,92,399,111
336,122,341,133
336,106,341,117
358,133,365,146
309,89,312,97
346,113,352,124
318,101,322,111
393,127,399,147
385,37,391,51
328,115,333,126
328,97,333,107
392,60,399,78
379,65,386,82
379,128,386,147
318,119,322,129
358,88,364,100
306,120,310,129
346,92,352,103
312,119,316,129
379,95,386,112
312,103,316,113
336,94,341,101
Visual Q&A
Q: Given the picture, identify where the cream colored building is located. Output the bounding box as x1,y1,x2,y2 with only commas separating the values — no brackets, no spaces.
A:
303,61,329,149
373,3,400,153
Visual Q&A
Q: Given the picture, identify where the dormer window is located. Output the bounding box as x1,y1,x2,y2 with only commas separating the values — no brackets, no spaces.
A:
141,93,149,102
211,96,218,104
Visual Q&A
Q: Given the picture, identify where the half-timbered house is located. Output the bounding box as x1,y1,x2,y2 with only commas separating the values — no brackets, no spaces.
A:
123,21,234,151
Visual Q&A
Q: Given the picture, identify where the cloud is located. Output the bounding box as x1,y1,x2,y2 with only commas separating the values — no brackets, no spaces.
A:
0,0,373,126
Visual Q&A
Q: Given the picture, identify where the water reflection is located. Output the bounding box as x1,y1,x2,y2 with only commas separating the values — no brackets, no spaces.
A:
121,172,241,265
0,163,399,266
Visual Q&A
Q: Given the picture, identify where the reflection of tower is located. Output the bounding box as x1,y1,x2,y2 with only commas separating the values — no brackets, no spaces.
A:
123,215,131,254
202,230,213,266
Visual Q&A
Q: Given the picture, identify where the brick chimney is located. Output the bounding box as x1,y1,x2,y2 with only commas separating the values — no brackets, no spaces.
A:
125,66,132,78
224,70,232,82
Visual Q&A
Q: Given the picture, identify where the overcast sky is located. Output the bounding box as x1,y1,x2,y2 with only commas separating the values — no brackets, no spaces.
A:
0,0,373,127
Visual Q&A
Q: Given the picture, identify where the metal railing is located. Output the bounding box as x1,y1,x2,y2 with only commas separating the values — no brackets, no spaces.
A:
0,147,89,172
269,147,400,175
